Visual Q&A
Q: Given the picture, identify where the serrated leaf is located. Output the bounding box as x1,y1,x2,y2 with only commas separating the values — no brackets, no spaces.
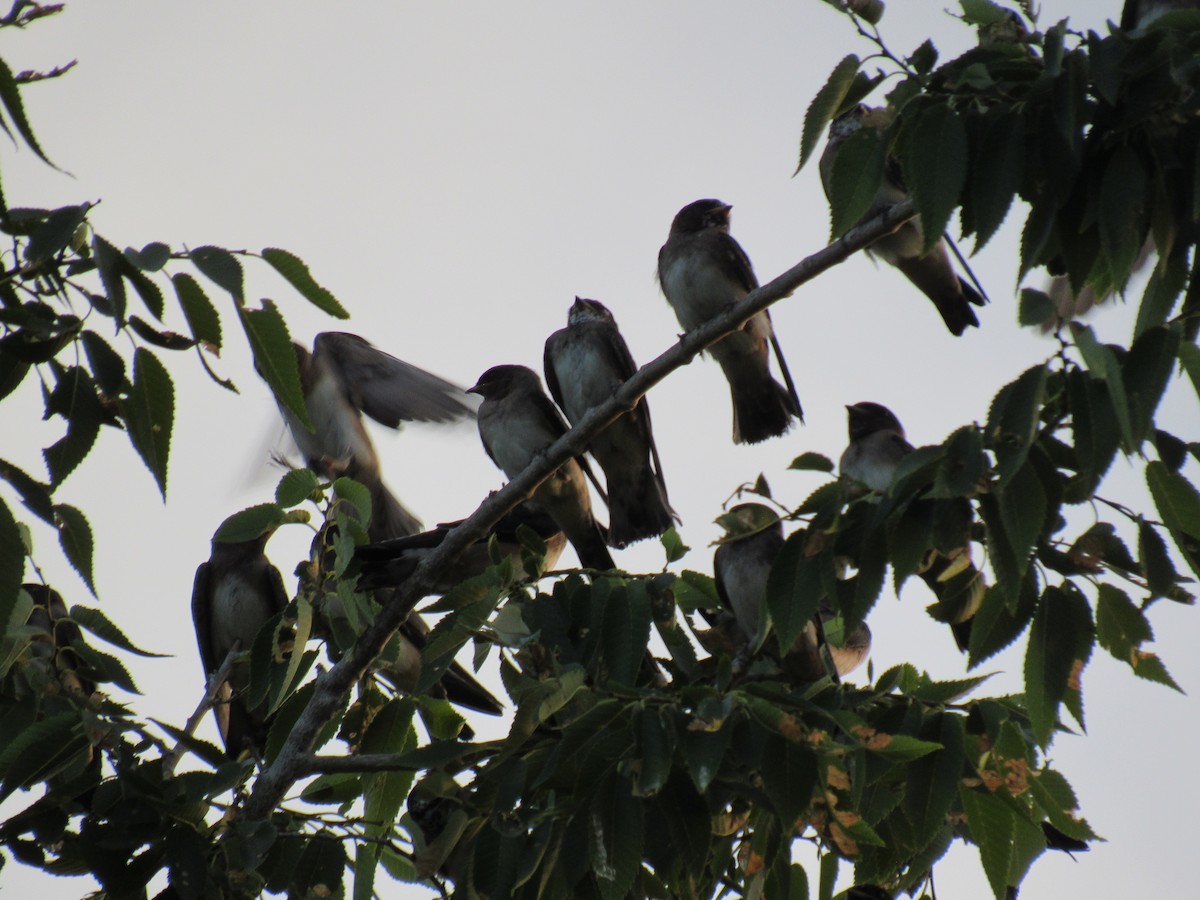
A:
0,713,84,804
275,468,320,507
1122,325,1179,446
125,241,171,271
986,364,1047,487
42,365,103,486
92,235,127,325
172,273,223,351
680,716,732,793
660,527,689,564
128,315,195,350
1138,520,1177,598
864,733,943,763
240,300,309,429
960,787,1015,900
1072,324,1135,452
798,54,862,174
766,531,824,655
0,498,24,639
590,772,643,900
125,266,165,320
190,245,244,301
1099,146,1148,285
828,126,888,239
0,56,58,168
23,205,87,264
971,113,1023,253
903,712,966,852
0,457,53,524
53,504,95,596
214,503,286,542
1017,288,1056,327
967,572,1038,668
1146,461,1200,579
788,452,835,473
761,736,818,829
70,605,168,657
931,425,984,498
123,347,174,497
80,330,127,397
261,248,348,318
1025,584,1093,748
905,104,968,255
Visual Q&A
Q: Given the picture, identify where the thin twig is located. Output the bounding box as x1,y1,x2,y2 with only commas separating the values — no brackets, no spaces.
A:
163,642,241,777
237,199,916,823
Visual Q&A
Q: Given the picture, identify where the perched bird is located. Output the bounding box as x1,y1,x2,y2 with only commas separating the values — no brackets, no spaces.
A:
838,401,913,492
543,297,677,546
657,199,803,444
191,532,288,758
469,365,616,571
355,503,567,595
264,331,477,542
819,105,986,336
711,505,871,679
839,402,985,650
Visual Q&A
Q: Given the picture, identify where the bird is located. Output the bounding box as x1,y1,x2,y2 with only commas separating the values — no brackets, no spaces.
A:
468,364,616,571
191,531,289,759
543,297,677,547
711,504,871,679
819,105,986,336
355,503,567,595
657,199,803,444
839,402,985,650
263,331,477,543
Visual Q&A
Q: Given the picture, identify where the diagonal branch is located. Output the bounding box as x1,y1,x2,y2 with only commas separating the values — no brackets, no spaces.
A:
238,199,915,822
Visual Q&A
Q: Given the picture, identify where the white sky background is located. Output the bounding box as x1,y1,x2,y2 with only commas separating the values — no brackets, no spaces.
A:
2,1,1197,897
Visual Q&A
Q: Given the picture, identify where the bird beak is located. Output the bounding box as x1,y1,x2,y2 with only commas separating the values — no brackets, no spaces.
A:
466,382,482,396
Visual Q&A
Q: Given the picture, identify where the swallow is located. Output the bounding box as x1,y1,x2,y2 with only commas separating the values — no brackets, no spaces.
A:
839,402,985,650
191,531,288,758
355,503,567,594
657,199,803,444
468,365,616,571
264,331,477,542
819,106,985,336
543,297,677,546
711,505,871,679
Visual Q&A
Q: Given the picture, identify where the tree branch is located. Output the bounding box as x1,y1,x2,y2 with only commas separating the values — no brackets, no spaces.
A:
238,199,915,822
163,642,241,777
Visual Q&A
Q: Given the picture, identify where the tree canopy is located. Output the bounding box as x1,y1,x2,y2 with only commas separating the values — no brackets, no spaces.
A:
1,2,1198,899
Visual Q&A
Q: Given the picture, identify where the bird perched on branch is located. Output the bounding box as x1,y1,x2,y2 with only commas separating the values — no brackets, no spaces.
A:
658,199,803,444
819,105,986,336
544,297,677,547
709,504,871,679
191,531,288,758
469,364,615,571
263,331,477,542
839,402,985,650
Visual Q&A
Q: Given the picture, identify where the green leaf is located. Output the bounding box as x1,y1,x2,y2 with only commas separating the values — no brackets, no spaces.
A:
240,300,309,429
828,125,888,239
761,736,818,829
80,330,127,397
1099,146,1148,286
1072,324,1135,452
967,572,1038,668
798,54,862,174
996,461,1047,586
931,425,984,498
904,104,968,255
54,504,95,596
1025,584,1094,748
633,708,674,797
1095,583,1151,662
291,836,346,899
986,364,1046,487
1138,520,1177,599
275,468,321,507
1146,460,1200,581
0,55,58,168
261,248,349,318
42,365,104,486
766,530,824,656
960,787,1015,900
0,498,24,639
1122,325,1179,446
125,266,165,321
971,112,1024,253
601,582,651,687
358,698,417,900
1018,288,1056,327
0,713,85,804
788,452,835,473
92,235,127,325
590,772,643,900
660,527,689,564
679,711,732,793
1065,367,1120,500
903,712,966,852
866,733,944,763
125,241,171,271
23,205,87,264
128,315,195,351
214,504,286,544
190,245,244,302
123,347,175,497
671,569,720,612
172,273,223,350
70,605,169,657
0,458,52,523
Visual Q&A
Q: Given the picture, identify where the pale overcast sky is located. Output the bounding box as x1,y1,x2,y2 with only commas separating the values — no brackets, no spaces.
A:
2,2,1197,898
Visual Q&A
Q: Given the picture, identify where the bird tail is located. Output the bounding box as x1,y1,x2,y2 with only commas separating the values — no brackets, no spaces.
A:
570,524,616,571
894,251,982,336
607,470,677,548
368,479,423,542
728,373,799,445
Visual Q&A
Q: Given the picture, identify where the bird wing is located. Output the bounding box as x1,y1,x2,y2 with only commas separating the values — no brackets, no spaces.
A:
314,332,477,428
